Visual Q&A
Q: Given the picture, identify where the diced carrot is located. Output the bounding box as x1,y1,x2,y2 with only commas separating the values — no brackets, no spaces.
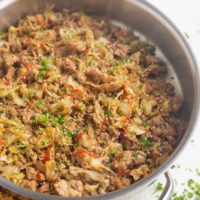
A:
113,152,122,161
37,20,45,29
3,79,11,86
74,103,81,109
68,93,78,100
100,118,108,133
66,84,75,90
0,139,5,145
50,138,54,145
124,117,130,127
66,84,86,98
43,147,51,161
40,42,46,49
76,131,85,141
75,149,96,158
27,63,33,69
36,171,42,181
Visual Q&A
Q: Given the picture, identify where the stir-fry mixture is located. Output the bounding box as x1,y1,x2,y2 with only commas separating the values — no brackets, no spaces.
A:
0,8,183,197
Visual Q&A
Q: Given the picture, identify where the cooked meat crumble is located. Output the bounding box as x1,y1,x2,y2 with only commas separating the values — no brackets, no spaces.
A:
0,8,182,197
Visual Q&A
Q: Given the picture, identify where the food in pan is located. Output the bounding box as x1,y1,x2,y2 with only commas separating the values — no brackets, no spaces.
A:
0,8,182,197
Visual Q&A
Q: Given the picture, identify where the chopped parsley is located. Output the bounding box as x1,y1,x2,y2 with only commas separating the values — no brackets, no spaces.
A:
0,31,5,37
51,115,65,126
17,142,26,148
143,121,149,128
38,70,46,79
64,33,76,42
21,148,27,155
99,41,105,48
28,92,35,99
17,142,27,155
132,146,141,151
184,32,190,39
120,156,127,162
32,113,50,126
196,168,200,176
38,57,51,79
32,113,65,127
112,58,128,67
43,138,51,147
121,39,130,45
132,153,139,158
188,179,195,190
38,29,47,40
86,60,96,67
171,178,200,200
40,58,50,70
156,182,163,192
61,129,76,138
141,136,151,148
110,151,116,158
33,100,41,107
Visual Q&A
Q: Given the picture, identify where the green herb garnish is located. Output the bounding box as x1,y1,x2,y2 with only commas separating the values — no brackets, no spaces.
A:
28,92,35,99
195,168,200,176
112,58,128,67
143,121,148,128
141,136,151,148
38,70,46,79
62,129,75,138
188,179,195,190
38,29,47,40
111,151,116,158
184,32,190,39
104,106,112,117
33,100,41,107
86,60,96,67
32,113,50,126
17,142,26,148
51,115,65,126
120,156,127,161
43,138,51,147
38,58,51,79
132,153,139,158
156,182,163,192
21,148,27,155
64,33,76,42
39,58,51,70
132,146,141,151
0,31,6,38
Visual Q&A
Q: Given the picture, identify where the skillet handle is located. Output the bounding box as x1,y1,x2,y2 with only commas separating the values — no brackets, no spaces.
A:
158,171,174,200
